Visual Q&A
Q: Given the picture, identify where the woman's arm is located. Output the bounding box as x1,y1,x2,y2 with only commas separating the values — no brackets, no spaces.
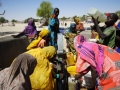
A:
92,17,108,39
90,66,98,87
74,67,90,80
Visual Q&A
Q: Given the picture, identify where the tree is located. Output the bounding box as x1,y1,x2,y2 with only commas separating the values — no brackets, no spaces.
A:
36,1,53,26
24,17,38,23
115,10,120,19
73,15,78,19
11,19,17,23
81,15,87,21
0,17,5,26
0,17,5,23
5,19,9,23
60,16,67,24
34,19,38,22
61,16,67,21
24,17,32,23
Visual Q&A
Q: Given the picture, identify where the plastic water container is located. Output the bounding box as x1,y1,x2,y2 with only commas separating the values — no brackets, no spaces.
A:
84,74,94,89
68,77,79,90
66,52,76,66
88,7,107,22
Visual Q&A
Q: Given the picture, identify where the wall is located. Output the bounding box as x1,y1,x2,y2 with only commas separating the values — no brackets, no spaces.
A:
0,36,29,69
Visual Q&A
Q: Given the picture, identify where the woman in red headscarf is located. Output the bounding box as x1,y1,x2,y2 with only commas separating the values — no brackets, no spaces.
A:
74,34,120,90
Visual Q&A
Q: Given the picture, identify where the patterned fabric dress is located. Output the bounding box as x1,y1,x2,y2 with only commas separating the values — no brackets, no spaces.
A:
74,34,120,90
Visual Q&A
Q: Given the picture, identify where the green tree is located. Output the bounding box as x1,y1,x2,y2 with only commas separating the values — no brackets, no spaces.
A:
24,17,32,23
81,15,87,21
61,16,67,21
0,17,5,23
34,19,38,22
11,19,17,22
60,16,67,24
5,19,9,23
115,10,120,19
36,1,53,25
73,15,78,19
0,17,5,26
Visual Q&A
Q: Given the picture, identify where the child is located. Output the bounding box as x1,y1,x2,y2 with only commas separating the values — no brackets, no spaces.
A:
92,13,118,48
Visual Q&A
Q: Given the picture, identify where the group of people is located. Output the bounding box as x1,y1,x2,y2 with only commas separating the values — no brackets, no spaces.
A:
66,13,120,90
0,8,60,90
0,7,120,90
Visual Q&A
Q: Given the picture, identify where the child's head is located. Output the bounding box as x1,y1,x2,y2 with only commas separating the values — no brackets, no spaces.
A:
105,13,118,26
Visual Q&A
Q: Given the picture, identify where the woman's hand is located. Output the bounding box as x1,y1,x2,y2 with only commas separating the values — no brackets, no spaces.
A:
91,16,99,25
74,73,82,80
52,14,57,18
37,39,46,48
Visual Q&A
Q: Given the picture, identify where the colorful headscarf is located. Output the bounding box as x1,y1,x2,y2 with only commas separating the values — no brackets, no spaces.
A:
26,46,56,61
74,17,80,24
42,46,56,59
68,23,76,33
27,29,50,50
74,34,104,76
28,19,34,26
50,8,59,18
22,19,37,36
26,46,56,90
39,28,50,38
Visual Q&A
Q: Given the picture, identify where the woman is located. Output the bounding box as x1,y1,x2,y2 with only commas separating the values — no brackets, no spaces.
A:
74,17,84,33
74,34,120,90
65,23,78,55
27,28,50,50
48,8,60,50
26,46,56,90
12,19,37,42
0,53,37,90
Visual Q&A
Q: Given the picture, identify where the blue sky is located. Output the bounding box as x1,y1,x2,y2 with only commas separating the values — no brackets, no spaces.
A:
0,0,120,21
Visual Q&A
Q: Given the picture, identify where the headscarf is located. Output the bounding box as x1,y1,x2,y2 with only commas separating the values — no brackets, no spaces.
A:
0,53,37,90
26,46,56,61
68,23,76,33
50,8,59,18
39,28,50,38
42,46,56,59
74,17,84,31
22,19,37,36
74,34,104,76
74,17,80,24
27,28,50,50
105,13,111,17
26,46,56,90
28,19,34,26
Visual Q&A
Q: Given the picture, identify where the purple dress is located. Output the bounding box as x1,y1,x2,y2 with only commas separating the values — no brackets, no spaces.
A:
22,19,37,37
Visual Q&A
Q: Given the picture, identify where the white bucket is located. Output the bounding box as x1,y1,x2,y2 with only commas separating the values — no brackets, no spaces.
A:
88,7,107,22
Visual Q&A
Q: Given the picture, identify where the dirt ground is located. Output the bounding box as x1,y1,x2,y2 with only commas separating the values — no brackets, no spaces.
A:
80,88,87,90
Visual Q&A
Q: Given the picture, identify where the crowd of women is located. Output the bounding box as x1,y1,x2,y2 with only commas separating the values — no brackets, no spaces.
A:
0,7,120,90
